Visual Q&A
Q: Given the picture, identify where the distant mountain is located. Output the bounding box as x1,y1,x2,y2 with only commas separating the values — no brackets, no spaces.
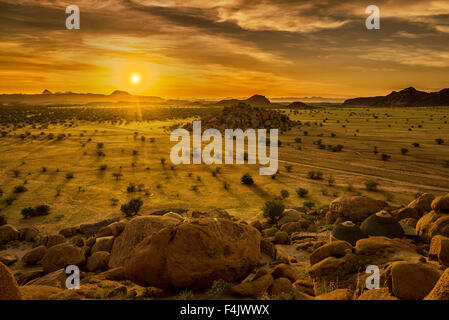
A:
343,87,449,107
215,94,272,107
0,90,166,106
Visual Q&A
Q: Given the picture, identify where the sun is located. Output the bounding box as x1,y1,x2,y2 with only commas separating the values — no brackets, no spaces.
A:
130,73,141,85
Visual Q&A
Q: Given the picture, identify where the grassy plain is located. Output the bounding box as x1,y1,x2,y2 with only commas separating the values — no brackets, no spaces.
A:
0,105,448,234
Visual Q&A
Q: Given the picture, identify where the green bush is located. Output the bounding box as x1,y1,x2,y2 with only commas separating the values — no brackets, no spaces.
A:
307,171,323,180
121,198,143,217
262,198,285,223
241,173,254,185
21,205,50,219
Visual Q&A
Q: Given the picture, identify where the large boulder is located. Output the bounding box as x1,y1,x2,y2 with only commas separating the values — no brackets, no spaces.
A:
109,216,179,268
0,261,22,300
25,269,67,288
392,207,420,221
280,220,311,235
278,209,302,225
429,235,449,266
355,237,421,265
230,274,273,298
329,196,388,223
19,227,39,242
41,243,85,273
429,216,449,240
425,268,449,300
41,234,66,248
86,251,110,272
20,285,63,300
91,237,114,254
97,221,126,238
431,194,449,213
310,240,353,266
331,221,366,246
386,261,442,300
125,218,261,289
408,193,435,216
416,211,447,243
360,211,404,239
0,224,19,245
22,246,47,265
79,218,120,236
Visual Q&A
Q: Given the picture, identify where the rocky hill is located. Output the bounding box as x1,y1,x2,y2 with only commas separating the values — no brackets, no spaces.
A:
343,87,449,107
185,103,298,131
287,101,314,109
214,94,272,107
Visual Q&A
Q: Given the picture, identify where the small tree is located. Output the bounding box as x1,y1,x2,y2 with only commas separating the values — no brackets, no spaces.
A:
401,148,409,155
241,173,254,185
121,198,143,217
381,154,391,161
262,198,285,223
436,138,444,145
13,185,27,194
112,172,123,181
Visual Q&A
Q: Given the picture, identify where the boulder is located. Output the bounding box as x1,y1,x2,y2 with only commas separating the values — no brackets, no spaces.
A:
0,253,18,266
429,216,449,240
273,231,289,244
25,269,66,288
316,289,353,300
91,236,114,254
429,235,449,266
48,290,83,300
331,221,366,246
424,268,449,300
163,212,184,221
15,269,44,285
41,243,85,273
310,240,352,266
360,211,404,239
386,261,442,300
86,251,110,272
41,234,66,248
400,218,418,228
109,216,179,268
260,238,277,259
0,261,22,300
70,235,85,247
79,218,120,236
417,211,447,243
292,279,315,296
355,237,421,265
125,218,261,289
20,285,63,300
269,277,295,297
271,264,298,282
59,226,79,238
0,224,19,244
278,209,302,225
22,245,47,265
431,194,449,213
329,196,388,223
393,207,420,221
97,221,127,238
280,220,311,235
357,288,399,300
230,274,273,298
408,193,435,216
308,254,358,280
19,227,39,242
97,267,126,281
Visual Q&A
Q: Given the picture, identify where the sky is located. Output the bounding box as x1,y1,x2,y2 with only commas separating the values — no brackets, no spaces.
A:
1,0,449,99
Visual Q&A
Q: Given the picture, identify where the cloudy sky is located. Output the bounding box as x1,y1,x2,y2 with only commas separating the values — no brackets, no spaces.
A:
1,0,449,99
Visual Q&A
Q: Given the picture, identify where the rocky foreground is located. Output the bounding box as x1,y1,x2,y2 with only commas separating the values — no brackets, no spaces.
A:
1,193,449,300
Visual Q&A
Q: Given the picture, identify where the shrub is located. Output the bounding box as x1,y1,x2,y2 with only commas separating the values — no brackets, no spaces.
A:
381,154,391,161
21,205,50,219
285,165,293,172
296,187,309,198
127,183,137,193
365,180,379,191
307,171,323,180
112,172,123,181
0,215,7,226
401,148,409,155
303,200,315,210
99,165,108,171
66,172,74,179
13,185,27,194
121,198,143,217
436,138,444,145
4,196,16,206
412,142,420,148
280,189,290,199
327,176,336,186
262,198,285,223
241,173,254,185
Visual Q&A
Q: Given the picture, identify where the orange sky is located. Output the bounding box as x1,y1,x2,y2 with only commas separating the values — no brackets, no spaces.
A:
1,0,449,99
